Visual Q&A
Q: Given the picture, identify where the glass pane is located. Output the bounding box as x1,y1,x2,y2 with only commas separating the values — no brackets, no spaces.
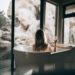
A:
65,4,75,14
45,2,56,43
64,17,75,45
14,0,40,47
14,0,40,74
0,0,11,75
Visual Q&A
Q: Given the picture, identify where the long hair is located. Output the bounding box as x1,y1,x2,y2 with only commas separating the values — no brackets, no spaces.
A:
34,29,48,51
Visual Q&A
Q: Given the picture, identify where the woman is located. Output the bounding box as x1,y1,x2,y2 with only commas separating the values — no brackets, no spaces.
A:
33,29,53,52
33,29,72,52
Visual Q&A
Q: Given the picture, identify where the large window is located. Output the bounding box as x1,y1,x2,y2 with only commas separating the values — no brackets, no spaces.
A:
13,1,56,50
14,0,40,48
64,4,75,45
0,0,11,75
45,2,56,43
5,0,57,74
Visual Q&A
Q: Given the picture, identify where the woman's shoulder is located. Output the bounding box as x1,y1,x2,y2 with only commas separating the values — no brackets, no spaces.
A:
44,44,51,51
46,44,54,52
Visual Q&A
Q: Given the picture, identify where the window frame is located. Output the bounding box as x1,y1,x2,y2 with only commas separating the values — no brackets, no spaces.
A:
11,0,15,75
64,2,75,18
63,2,75,44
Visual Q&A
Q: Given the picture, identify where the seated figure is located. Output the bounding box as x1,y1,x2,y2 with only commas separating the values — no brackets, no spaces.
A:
33,29,53,52
33,29,73,52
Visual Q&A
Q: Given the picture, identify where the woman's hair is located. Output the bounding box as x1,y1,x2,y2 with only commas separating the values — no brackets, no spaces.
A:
34,29,48,51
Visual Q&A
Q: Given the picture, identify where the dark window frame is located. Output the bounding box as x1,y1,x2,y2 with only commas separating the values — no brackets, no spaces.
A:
40,0,46,29
63,2,75,43
11,0,15,75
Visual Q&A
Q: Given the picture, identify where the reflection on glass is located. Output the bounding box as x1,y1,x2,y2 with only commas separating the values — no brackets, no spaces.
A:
64,17,75,45
65,4,75,14
45,2,56,43
0,0,11,75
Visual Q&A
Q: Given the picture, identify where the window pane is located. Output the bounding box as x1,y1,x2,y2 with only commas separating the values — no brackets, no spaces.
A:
65,4,75,14
14,0,40,47
64,17,75,45
0,0,11,75
14,0,40,74
45,2,56,43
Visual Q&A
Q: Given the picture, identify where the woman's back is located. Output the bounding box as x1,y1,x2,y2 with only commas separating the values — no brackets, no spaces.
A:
33,29,52,52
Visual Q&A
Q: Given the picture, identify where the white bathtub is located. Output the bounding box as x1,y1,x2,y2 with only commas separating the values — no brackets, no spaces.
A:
14,45,51,67
14,45,53,75
14,45,71,67
14,45,74,75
